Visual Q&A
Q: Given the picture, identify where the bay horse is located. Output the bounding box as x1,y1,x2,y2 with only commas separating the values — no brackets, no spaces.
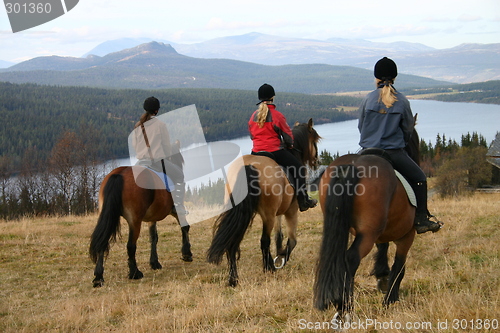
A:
313,122,421,317
207,119,320,287
89,144,192,288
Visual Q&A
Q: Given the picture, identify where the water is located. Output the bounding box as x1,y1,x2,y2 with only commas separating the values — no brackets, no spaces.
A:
196,100,500,157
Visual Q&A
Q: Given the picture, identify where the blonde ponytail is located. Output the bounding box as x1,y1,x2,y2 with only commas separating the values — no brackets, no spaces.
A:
376,79,398,109
256,102,269,128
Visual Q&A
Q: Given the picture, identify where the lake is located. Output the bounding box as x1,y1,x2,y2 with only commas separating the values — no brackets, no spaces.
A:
218,100,500,157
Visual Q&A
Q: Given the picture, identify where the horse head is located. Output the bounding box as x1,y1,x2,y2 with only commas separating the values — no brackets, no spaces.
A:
292,118,321,169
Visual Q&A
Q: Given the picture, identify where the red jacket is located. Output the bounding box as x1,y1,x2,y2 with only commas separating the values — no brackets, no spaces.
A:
248,104,294,152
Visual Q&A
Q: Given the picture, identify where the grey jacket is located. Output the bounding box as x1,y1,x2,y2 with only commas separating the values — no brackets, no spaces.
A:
358,88,414,150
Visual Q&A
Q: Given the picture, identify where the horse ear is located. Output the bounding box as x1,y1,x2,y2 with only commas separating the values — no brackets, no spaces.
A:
294,121,300,127
308,118,314,129
414,113,418,124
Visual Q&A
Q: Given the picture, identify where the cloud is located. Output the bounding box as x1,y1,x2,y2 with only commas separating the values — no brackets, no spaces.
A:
422,16,452,23
205,17,308,32
458,14,482,22
335,24,437,39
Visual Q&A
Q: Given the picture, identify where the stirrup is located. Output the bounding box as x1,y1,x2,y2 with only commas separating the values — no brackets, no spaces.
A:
415,215,443,234
299,197,317,212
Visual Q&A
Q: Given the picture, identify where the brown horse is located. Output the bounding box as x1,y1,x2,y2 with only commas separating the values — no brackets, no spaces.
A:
313,126,421,317
89,147,192,288
207,119,321,287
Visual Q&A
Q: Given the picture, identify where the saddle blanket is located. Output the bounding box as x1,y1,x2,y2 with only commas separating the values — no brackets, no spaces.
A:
394,170,417,207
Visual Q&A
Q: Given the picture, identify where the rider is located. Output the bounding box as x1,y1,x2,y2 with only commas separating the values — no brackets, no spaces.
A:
248,83,317,212
358,57,442,234
132,96,188,225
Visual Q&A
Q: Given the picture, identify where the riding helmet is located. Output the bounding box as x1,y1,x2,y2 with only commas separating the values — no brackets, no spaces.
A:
258,83,275,101
143,96,160,113
374,57,398,79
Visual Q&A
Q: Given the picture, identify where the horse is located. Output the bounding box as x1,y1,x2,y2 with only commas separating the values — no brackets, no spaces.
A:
313,122,421,318
89,142,192,288
207,119,321,287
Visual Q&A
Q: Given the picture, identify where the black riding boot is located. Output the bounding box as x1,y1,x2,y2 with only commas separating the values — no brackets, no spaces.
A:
297,187,317,212
172,182,188,226
412,181,442,234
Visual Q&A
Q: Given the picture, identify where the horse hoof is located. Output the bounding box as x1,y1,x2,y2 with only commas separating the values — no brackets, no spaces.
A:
181,255,193,262
228,279,238,287
273,256,286,269
92,278,104,288
377,277,389,294
150,262,162,270
332,312,352,331
129,270,144,280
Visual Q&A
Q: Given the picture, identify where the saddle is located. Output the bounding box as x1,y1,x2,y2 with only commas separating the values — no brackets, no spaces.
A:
146,166,175,192
358,148,416,207
252,151,296,190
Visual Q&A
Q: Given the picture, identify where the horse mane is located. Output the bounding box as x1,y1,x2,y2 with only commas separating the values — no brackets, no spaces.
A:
292,119,321,169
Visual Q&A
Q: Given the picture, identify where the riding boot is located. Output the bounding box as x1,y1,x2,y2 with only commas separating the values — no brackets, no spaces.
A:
412,181,442,234
297,187,317,212
171,182,189,225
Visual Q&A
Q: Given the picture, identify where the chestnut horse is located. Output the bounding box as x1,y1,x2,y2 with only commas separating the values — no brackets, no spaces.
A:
207,119,320,286
89,149,192,287
313,125,421,317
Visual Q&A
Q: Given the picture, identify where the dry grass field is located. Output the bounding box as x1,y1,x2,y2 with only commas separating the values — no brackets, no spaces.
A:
0,193,499,332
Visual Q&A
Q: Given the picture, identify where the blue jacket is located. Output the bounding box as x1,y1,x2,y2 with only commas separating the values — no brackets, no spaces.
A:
358,88,414,149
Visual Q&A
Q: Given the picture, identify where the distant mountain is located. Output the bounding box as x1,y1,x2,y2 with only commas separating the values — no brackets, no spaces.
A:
0,42,448,94
82,37,174,57
174,32,436,65
394,43,500,83
0,60,15,69
76,33,500,83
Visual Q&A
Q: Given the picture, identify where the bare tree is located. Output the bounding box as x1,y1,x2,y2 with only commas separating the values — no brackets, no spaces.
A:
49,131,80,215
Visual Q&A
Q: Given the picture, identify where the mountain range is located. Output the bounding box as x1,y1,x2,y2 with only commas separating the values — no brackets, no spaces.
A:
0,41,449,94
62,32,500,83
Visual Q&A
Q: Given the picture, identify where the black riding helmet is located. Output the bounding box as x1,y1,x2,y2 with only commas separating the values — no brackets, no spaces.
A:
143,96,160,113
374,57,398,80
258,83,275,101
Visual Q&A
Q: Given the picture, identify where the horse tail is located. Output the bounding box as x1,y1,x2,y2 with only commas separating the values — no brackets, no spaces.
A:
207,165,260,265
89,173,124,263
314,164,359,311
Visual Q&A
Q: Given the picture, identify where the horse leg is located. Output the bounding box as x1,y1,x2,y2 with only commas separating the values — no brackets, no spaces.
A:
92,253,105,288
384,231,415,305
274,216,284,260
261,217,276,272
127,223,144,280
227,250,239,287
180,224,193,262
275,210,298,268
148,222,162,270
338,234,375,315
372,243,390,293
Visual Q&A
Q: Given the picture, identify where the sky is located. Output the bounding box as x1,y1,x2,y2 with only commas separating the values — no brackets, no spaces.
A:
0,0,499,63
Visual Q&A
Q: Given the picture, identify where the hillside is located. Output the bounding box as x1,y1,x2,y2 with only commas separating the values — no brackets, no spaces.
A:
401,80,500,104
0,42,448,94
0,82,360,169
